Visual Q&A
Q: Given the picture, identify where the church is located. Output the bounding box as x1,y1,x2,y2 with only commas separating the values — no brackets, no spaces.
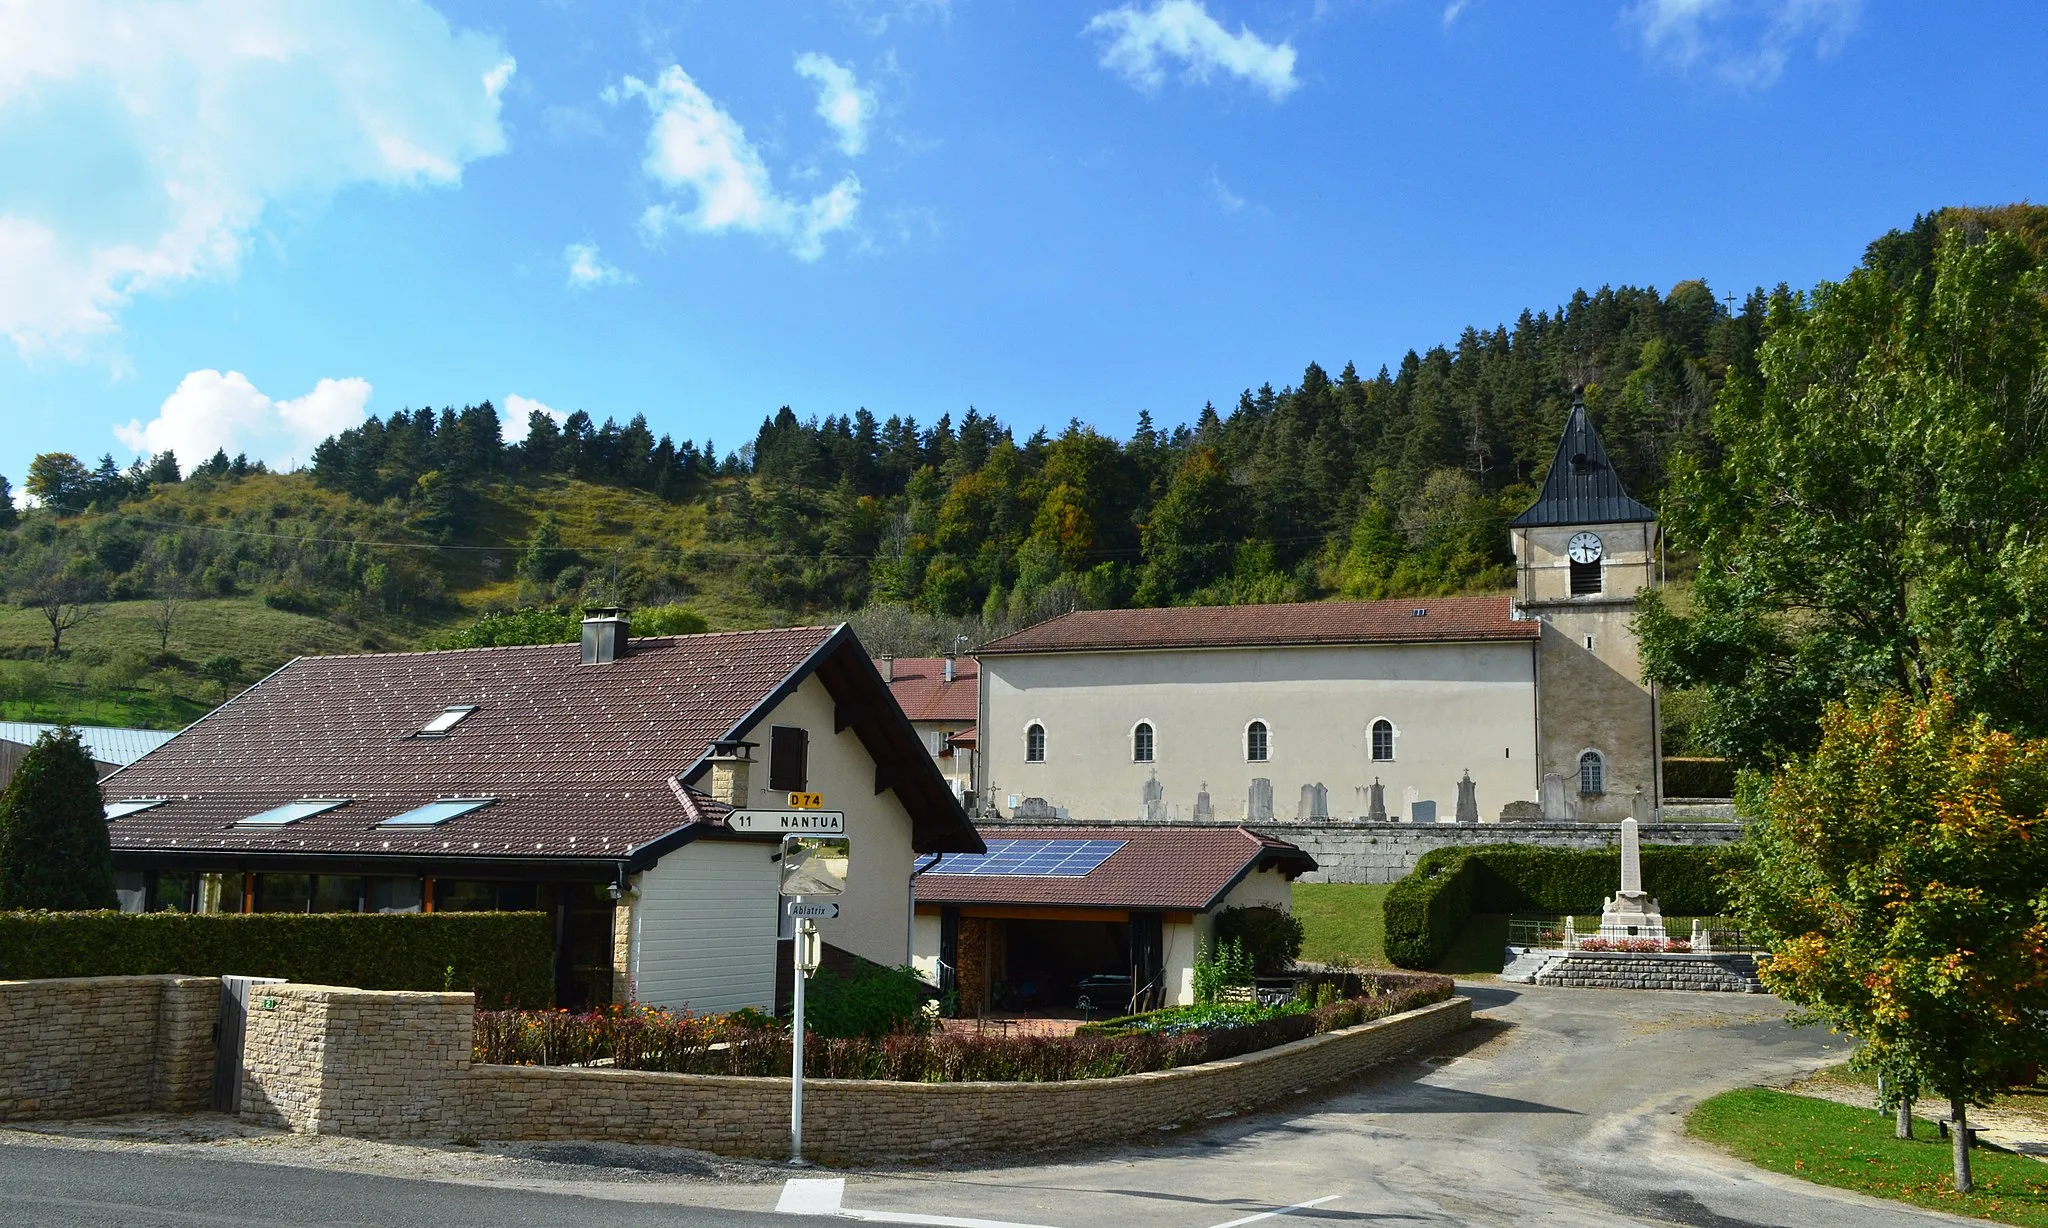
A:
975,397,1662,825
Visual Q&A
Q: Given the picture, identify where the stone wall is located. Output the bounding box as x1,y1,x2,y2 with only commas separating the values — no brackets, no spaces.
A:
1253,820,1746,884
1535,952,1762,993
237,983,1471,1161
0,975,220,1120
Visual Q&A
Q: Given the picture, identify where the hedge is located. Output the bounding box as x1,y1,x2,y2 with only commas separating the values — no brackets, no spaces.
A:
1382,843,1743,969
0,911,554,1007
1664,758,1736,799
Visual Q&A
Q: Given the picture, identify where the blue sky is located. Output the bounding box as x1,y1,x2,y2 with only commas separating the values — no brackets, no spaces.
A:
2,0,2043,487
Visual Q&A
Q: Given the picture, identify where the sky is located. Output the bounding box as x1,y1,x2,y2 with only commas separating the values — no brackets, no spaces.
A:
2,0,2044,488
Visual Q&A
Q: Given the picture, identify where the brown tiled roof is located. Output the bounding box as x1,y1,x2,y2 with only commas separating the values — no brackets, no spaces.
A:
880,656,978,722
976,594,1535,655
913,825,1314,912
106,626,982,865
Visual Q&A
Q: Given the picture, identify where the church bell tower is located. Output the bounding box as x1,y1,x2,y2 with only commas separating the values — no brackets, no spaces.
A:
1510,390,1662,822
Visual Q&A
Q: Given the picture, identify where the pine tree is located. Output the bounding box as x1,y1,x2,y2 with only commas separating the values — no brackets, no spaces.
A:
0,727,116,910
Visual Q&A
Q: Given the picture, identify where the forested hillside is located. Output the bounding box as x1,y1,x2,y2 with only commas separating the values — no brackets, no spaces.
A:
1,205,2033,739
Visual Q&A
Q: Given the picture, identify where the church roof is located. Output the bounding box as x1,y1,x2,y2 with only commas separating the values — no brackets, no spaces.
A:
1511,395,1657,528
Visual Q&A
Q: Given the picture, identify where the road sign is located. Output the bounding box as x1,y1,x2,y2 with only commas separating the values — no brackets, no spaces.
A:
728,809,845,834
779,835,850,897
787,791,824,810
787,900,839,920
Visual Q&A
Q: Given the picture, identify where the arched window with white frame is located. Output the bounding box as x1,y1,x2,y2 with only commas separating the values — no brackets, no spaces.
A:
1370,718,1395,762
1025,723,1046,763
1245,720,1269,763
1132,721,1154,763
1578,749,1605,796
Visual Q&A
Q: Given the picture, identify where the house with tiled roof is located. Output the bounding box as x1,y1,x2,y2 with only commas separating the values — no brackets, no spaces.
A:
102,611,982,1009
911,825,1315,1014
876,654,978,803
976,398,1663,826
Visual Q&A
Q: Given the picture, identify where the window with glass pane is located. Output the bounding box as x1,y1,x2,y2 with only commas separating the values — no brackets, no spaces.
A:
238,798,348,826
416,704,477,736
380,798,493,826
115,872,147,914
434,880,496,911
1246,721,1269,762
1026,723,1046,763
104,798,168,820
311,876,364,913
1371,719,1395,761
368,878,424,913
1579,750,1605,795
153,872,199,913
255,874,313,913
1133,722,1154,763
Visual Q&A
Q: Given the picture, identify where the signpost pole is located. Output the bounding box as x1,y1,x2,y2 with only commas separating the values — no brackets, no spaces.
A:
790,896,807,1167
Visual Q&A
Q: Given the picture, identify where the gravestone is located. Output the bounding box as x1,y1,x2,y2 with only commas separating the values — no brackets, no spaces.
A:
1142,772,1165,821
1247,778,1274,822
1014,796,1057,820
1455,770,1479,824
1296,782,1329,821
1498,799,1543,822
1366,778,1388,822
1598,817,1667,939
1411,799,1438,824
1193,782,1213,822
1541,772,1577,822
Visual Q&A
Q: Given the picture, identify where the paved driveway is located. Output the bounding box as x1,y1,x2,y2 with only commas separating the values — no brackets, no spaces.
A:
0,983,1970,1227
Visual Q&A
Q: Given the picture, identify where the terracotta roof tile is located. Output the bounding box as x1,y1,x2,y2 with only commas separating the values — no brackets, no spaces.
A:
879,656,978,722
977,594,1535,655
913,825,1313,911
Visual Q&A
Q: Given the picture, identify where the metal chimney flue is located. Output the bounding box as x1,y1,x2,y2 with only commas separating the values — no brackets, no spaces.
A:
581,607,630,665
879,654,895,683
942,654,955,684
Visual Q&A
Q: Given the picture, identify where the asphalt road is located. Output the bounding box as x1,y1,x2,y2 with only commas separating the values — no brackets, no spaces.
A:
0,982,1972,1227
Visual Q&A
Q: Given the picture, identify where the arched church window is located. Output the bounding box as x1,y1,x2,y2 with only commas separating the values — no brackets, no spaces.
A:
1133,722,1154,763
1371,719,1395,762
1245,721,1269,763
1025,723,1046,763
1578,750,1605,796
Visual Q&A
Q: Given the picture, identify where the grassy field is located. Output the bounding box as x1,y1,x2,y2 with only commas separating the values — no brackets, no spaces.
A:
1690,1088,2048,1225
0,599,383,669
1294,883,1390,967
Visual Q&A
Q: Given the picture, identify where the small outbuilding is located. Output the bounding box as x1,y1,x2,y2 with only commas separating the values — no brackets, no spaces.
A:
912,824,1315,1017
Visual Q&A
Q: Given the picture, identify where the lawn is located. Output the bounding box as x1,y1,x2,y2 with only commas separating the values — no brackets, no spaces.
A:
1294,882,1389,967
1690,1088,2048,1225
0,690,213,730
0,598,380,670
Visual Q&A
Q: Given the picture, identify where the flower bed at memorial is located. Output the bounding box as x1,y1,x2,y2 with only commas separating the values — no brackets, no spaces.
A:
1576,937,1693,953
473,971,1452,1083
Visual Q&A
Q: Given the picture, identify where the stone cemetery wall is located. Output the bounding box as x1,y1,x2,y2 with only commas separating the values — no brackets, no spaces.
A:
0,974,220,1120
236,983,1471,1160
1536,952,1762,993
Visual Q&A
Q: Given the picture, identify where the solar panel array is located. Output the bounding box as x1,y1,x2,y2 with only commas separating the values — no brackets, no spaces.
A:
925,838,1125,877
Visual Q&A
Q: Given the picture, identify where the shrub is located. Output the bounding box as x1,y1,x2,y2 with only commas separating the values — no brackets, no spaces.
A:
1214,905,1305,974
0,728,115,910
1664,758,1736,798
0,910,553,1006
1382,843,1739,968
1192,937,1255,1003
802,963,932,1040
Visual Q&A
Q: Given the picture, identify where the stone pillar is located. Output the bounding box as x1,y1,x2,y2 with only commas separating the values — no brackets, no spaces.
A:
1620,816,1642,894
611,884,637,1004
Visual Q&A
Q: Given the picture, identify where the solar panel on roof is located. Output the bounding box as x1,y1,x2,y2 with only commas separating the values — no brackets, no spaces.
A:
925,839,1124,877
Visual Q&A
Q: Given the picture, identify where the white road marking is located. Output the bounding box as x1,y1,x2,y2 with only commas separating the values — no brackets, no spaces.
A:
1202,1194,1344,1228
775,1177,1068,1228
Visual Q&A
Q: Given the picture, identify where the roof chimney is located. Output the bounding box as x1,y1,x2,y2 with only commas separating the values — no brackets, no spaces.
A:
879,654,895,683
705,738,754,809
580,607,629,665
942,654,955,684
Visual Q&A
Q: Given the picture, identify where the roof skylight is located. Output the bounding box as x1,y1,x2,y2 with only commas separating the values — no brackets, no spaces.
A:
103,798,170,820
415,705,478,737
237,799,350,827
379,798,494,827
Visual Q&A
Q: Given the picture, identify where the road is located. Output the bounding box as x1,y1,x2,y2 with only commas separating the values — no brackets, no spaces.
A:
0,982,1968,1227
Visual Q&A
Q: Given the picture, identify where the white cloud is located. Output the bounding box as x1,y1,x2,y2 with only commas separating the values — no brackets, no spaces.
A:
505,394,569,439
619,66,862,261
1627,0,1861,89
114,370,372,471
1207,168,1247,212
794,52,876,157
1085,1,1298,100
564,242,632,289
1442,0,1472,28
0,1,513,358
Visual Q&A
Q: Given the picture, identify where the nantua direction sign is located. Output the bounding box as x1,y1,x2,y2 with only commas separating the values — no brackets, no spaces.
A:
726,809,846,834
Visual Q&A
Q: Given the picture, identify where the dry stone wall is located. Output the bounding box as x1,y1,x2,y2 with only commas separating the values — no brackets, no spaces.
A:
0,975,219,1120
1536,952,1762,993
1257,821,1745,884
237,983,1471,1161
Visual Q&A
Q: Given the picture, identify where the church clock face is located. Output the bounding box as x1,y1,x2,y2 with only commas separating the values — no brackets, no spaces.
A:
1567,532,1604,564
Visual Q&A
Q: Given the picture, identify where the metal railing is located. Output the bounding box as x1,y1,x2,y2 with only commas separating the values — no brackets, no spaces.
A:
1505,915,1762,953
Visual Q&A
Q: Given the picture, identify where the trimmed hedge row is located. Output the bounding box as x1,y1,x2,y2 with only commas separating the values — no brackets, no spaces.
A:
0,910,554,1007
1382,843,1742,969
1664,758,1736,798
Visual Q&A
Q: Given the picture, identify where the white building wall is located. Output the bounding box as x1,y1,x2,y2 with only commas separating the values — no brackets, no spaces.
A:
744,674,919,969
981,642,1538,824
1217,865,1294,912
631,840,780,1013
910,911,943,984
1163,918,1199,1006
